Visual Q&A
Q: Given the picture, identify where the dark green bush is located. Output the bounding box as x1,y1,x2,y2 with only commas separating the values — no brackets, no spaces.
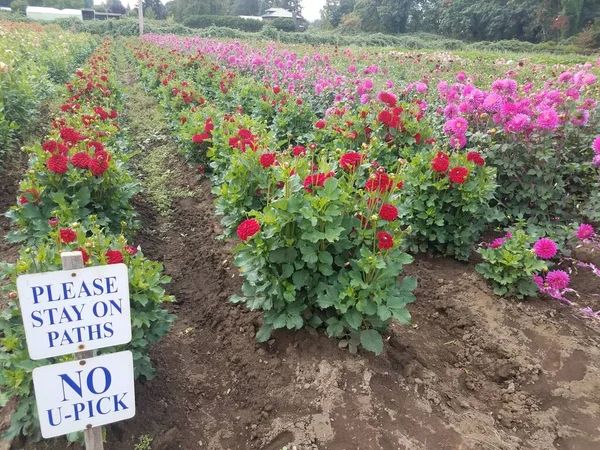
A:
270,18,296,32
182,15,264,32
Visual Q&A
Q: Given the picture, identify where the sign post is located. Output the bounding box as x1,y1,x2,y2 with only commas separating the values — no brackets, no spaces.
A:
16,251,135,449
63,252,103,450
138,0,144,36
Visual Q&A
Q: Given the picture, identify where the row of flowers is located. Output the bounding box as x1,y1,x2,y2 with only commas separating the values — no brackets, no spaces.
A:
0,21,96,157
129,39,512,354
0,39,175,442
133,37,600,328
144,33,600,228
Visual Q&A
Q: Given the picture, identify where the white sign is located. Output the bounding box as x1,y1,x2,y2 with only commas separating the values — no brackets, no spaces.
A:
16,264,131,360
33,351,136,438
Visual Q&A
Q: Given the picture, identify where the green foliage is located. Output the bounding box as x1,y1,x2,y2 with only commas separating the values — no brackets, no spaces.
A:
320,0,600,44
9,0,26,13
399,149,499,260
0,22,95,157
232,171,416,354
476,230,547,299
7,149,139,244
183,14,264,32
270,18,296,32
473,117,598,227
0,224,175,440
135,435,154,450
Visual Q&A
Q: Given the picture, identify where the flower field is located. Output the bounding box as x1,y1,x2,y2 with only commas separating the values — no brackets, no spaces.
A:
0,21,96,157
1,24,600,450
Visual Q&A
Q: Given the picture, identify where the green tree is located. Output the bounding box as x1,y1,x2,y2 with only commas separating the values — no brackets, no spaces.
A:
231,0,260,15
143,0,166,19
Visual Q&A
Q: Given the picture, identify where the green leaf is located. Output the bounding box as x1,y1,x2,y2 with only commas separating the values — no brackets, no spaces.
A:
399,276,417,292
344,308,362,330
230,294,246,304
292,269,308,287
377,305,392,321
318,251,333,265
360,329,383,355
255,324,272,342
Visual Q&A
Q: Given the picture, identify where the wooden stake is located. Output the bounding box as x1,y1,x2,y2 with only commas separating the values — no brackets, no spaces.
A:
61,252,104,450
138,0,144,36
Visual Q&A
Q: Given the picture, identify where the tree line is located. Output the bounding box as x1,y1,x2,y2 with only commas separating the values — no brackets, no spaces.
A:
320,0,600,43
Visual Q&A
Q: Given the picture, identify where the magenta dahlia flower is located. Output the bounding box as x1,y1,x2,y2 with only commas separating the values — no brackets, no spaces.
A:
489,238,505,249
536,108,559,130
593,136,600,155
533,238,558,259
533,275,544,290
545,270,570,290
576,224,594,240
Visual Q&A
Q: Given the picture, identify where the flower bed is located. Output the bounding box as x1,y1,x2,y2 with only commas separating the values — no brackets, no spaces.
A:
129,35,599,351
0,39,175,442
0,21,96,157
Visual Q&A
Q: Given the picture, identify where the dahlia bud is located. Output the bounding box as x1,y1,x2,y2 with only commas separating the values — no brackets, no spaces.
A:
406,225,412,233
371,214,379,221
29,169,35,175
283,162,290,169
361,143,368,149
542,266,549,272
85,241,93,248
7,291,17,300
71,222,80,228
480,113,488,120
389,173,395,179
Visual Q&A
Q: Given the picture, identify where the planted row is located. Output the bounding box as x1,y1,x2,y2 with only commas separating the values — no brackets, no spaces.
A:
0,21,96,158
0,39,175,442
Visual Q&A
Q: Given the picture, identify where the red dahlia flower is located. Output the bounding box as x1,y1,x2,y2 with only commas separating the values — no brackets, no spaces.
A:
193,133,211,144
106,250,124,264
292,145,306,156
379,204,398,221
315,119,326,129
42,140,58,153
449,166,469,184
340,152,362,171
47,154,69,174
431,152,450,173
77,248,90,264
303,172,335,192
259,153,276,168
125,245,138,255
378,110,392,125
59,127,81,146
60,228,77,243
71,152,91,169
19,189,40,205
377,231,394,250
87,141,104,153
237,219,260,241
365,171,393,193
89,158,109,176
466,151,485,166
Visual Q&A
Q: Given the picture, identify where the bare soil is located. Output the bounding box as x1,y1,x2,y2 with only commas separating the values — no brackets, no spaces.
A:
3,71,600,450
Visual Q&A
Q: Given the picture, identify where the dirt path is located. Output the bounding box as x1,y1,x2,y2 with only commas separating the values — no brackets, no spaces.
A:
100,62,600,450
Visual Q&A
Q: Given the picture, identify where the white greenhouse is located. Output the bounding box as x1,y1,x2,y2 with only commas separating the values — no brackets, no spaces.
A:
26,6,83,21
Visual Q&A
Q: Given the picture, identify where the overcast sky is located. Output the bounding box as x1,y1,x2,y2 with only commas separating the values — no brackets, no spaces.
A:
301,0,325,21
95,0,325,22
